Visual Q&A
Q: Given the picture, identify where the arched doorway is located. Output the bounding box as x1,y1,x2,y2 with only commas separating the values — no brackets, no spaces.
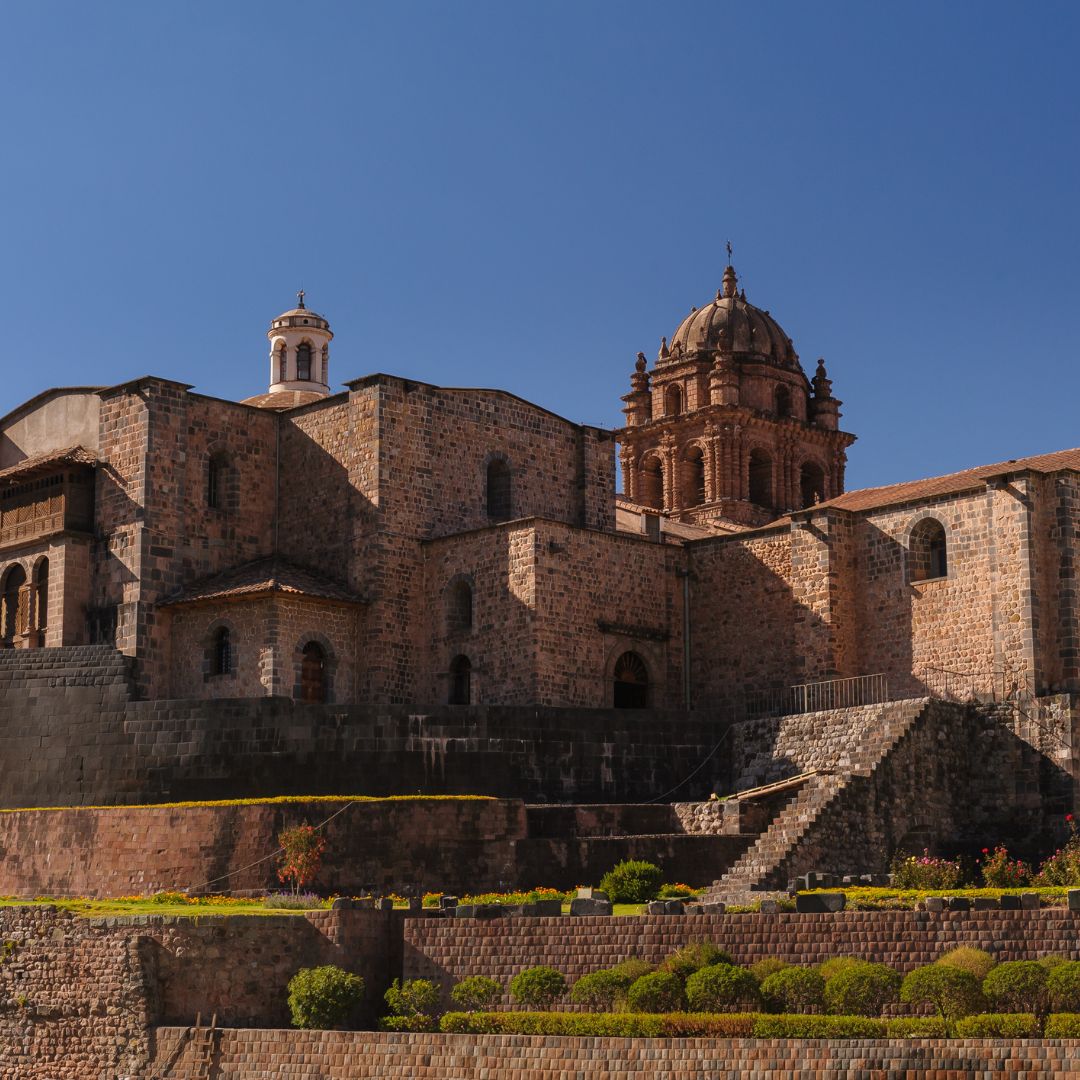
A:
300,641,327,703
613,651,649,708
449,655,471,705
1,565,26,647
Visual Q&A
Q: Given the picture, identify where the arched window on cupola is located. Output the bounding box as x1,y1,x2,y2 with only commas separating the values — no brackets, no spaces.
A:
800,461,826,509
296,342,313,382
664,384,683,417
775,385,793,419
639,455,664,510
748,449,773,508
681,445,706,507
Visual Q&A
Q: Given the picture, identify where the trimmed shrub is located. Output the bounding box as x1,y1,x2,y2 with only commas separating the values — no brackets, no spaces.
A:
378,1014,437,1032
1044,1013,1080,1037
384,978,440,1018
287,965,364,1030
954,1012,1040,1037
885,1016,949,1037
824,961,901,1017
759,967,826,1014
752,1014,887,1038
510,966,566,1009
659,942,734,981
982,961,1050,1020
934,946,996,982
816,956,863,982
900,965,984,1033
450,975,502,1012
749,958,791,984
599,860,664,904
626,971,686,1013
684,963,759,1012
570,969,628,1011
1047,961,1080,1013
610,958,654,983
439,1011,758,1036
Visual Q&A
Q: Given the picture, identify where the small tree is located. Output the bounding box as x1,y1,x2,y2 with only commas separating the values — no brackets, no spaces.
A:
599,860,664,903
934,946,996,982
1047,960,1080,1013
984,961,1050,1024
384,978,440,1018
277,823,327,896
287,965,364,1029
684,963,760,1012
901,965,984,1034
451,975,503,1012
824,961,901,1017
510,966,566,1009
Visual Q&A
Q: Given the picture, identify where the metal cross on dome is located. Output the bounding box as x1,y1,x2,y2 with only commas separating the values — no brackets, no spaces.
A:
726,240,733,263
297,288,306,309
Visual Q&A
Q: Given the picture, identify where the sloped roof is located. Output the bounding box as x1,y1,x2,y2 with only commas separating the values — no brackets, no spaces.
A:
159,557,363,606
813,446,1080,515
0,446,97,485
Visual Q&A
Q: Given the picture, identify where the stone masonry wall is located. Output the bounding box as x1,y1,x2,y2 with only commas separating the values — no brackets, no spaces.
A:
148,1029,1080,1080
0,798,524,898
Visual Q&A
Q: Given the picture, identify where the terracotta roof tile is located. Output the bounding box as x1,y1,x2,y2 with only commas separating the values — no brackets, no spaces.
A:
0,446,97,485
159,557,363,606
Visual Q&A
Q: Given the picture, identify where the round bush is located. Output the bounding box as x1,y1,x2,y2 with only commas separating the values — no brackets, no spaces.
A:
759,966,826,1013
626,970,686,1012
934,946,996,981
817,956,863,982
384,977,440,1018
750,958,791,984
659,942,734,981
570,969,627,1011
684,963,760,1012
610,957,654,983
823,961,901,1017
900,965,984,1031
287,965,365,1030
599,860,664,904
983,961,1050,1019
510,966,566,1009
450,975,502,1012
1047,960,1080,1012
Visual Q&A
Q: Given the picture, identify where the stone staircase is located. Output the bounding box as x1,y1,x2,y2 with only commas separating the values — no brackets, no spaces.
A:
0,645,134,699
705,698,933,901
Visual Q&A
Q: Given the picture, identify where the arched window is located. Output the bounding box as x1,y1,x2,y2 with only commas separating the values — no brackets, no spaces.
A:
486,458,512,522
207,452,228,510
664,384,683,418
296,343,312,381
613,651,649,708
300,641,327,703
748,449,773,508
639,455,664,510
211,627,232,676
447,579,473,634
800,462,826,509
775,386,792,419
1,565,26,646
33,558,48,644
910,519,948,582
449,655,471,705
681,445,706,507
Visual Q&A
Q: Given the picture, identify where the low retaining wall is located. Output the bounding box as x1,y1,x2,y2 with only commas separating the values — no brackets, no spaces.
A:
148,1029,1080,1079
0,798,523,897
403,909,1080,991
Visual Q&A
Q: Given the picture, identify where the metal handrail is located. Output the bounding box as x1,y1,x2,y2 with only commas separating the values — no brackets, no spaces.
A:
740,672,890,720
916,665,1027,703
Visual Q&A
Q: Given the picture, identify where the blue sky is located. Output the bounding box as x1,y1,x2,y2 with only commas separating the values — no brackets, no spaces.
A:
1,1,1077,491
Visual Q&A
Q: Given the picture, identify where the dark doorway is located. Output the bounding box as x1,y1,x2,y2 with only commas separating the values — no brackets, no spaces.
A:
449,655,471,705
301,641,327,703
613,651,649,708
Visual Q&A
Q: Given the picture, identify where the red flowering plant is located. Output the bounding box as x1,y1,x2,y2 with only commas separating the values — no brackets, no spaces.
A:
277,823,327,896
979,845,1032,888
889,850,963,889
1035,815,1080,887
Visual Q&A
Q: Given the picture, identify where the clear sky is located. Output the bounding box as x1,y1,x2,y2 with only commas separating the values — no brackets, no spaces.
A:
1,1,1077,491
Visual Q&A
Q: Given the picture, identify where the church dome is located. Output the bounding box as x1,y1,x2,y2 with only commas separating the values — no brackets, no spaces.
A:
667,265,798,368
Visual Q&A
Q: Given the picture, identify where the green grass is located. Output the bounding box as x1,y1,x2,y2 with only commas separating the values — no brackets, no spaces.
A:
0,896,320,917
801,885,1073,909
0,794,496,814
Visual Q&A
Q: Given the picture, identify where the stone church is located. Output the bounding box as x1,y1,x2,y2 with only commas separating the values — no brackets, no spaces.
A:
1,263,1077,720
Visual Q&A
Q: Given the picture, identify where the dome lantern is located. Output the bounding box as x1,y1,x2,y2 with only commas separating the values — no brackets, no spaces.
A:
264,290,333,403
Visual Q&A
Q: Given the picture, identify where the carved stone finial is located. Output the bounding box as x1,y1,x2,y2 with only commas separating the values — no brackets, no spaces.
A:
722,264,738,299
658,336,670,360
812,357,833,398
635,351,647,373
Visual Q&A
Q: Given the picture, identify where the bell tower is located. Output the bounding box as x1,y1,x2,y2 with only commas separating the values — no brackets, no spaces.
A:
266,291,333,399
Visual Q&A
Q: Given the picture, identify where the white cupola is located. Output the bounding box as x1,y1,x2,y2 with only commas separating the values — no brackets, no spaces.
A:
266,290,333,398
